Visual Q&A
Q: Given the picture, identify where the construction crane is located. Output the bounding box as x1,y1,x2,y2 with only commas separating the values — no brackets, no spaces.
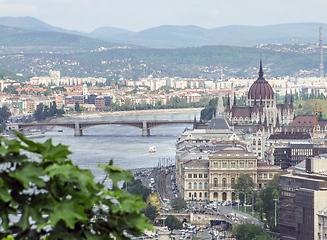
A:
314,103,324,138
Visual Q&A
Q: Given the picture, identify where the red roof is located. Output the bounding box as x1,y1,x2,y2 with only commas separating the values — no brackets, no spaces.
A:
290,116,315,127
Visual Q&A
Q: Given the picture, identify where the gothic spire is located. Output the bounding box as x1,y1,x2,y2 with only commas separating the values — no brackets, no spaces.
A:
216,90,224,117
259,59,264,78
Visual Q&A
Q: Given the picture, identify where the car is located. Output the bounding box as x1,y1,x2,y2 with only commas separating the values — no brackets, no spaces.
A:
199,229,203,232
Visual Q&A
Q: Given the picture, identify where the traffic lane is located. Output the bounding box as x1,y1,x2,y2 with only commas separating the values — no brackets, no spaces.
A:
195,228,211,239
215,206,263,226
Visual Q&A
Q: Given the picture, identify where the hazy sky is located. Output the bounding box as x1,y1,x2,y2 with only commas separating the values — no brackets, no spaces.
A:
1,0,327,32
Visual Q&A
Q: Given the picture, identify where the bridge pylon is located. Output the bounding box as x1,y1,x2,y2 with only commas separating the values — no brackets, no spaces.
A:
74,122,83,136
142,120,150,136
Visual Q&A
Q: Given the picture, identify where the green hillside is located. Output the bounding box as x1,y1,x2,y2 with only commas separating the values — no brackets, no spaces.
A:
0,25,128,54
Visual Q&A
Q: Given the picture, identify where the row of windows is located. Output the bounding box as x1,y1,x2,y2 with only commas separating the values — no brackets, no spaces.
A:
189,192,208,198
258,173,273,179
212,161,254,168
188,173,208,178
188,182,208,189
213,178,235,188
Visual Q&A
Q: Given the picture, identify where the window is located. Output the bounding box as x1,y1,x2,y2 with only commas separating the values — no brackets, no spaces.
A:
223,178,227,188
214,192,218,198
259,174,262,179
213,162,218,168
193,174,197,178
269,174,273,178
214,178,218,187
231,162,236,168
188,174,192,178
199,192,202,198
231,178,235,185
222,162,227,168
204,174,208,178
204,182,208,189
194,182,197,189
249,162,253,168
240,162,244,168
264,174,267,179
194,192,197,198
188,182,192,189
205,192,207,198
189,193,191,197
259,183,262,188
199,174,203,178
199,182,202,189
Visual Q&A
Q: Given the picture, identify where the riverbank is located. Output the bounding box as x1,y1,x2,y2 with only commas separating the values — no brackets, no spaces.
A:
64,107,204,120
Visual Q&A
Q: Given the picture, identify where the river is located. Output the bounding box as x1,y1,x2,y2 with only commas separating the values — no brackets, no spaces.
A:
33,111,200,183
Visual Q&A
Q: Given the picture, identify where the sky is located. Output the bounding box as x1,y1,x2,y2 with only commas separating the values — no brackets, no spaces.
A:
1,0,327,33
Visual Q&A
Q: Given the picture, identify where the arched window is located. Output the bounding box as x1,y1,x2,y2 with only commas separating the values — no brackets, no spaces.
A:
213,192,218,198
199,182,202,189
204,182,208,189
188,182,192,189
194,192,197,198
194,182,197,189
231,178,235,186
214,178,218,187
199,192,202,198
222,178,227,188
222,192,227,201
232,192,236,201
214,162,218,168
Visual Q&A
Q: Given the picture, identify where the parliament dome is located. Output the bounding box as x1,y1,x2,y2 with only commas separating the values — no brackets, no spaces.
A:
248,60,274,100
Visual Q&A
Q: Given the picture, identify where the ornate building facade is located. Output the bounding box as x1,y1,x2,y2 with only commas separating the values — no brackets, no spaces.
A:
180,146,281,202
226,60,294,127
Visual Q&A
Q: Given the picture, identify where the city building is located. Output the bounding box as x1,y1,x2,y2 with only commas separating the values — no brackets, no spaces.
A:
226,60,295,127
317,206,327,240
179,146,281,202
279,155,327,240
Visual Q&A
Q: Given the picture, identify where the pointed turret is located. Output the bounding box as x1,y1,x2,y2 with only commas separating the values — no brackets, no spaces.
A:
216,90,224,118
227,94,231,112
276,114,280,129
289,89,294,109
230,82,234,107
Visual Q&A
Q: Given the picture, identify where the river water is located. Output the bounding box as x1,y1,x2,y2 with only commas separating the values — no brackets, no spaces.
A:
34,112,199,183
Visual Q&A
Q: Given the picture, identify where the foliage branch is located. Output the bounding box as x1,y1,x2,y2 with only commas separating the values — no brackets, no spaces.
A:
0,132,152,239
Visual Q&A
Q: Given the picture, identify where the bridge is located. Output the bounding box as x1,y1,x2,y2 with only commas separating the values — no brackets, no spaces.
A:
10,120,198,136
161,210,235,227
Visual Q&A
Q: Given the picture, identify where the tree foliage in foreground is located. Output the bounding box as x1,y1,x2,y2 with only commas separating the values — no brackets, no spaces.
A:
232,173,255,205
0,132,152,239
231,223,278,240
164,215,183,230
125,177,152,202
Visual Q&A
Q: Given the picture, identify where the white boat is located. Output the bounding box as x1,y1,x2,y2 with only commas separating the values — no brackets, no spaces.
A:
149,146,156,153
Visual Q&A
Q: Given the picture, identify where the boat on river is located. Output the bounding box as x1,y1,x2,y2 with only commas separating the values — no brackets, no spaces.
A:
149,146,156,153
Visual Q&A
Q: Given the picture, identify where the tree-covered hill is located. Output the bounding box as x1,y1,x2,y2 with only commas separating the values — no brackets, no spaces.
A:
0,25,130,54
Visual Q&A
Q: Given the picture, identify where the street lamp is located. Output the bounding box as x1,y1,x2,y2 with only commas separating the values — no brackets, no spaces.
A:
273,198,278,227
248,194,254,217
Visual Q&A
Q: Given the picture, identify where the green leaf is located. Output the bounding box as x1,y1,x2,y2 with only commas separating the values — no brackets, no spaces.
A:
101,160,133,186
0,188,11,202
49,199,88,229
8,162,45,189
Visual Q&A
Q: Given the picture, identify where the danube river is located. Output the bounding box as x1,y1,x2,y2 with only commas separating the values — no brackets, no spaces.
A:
34,111,200,183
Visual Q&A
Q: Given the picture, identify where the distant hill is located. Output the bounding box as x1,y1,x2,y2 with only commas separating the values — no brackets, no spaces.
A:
0,17,327,48
90,26,133,36
0,24,129,54
92,23,327,48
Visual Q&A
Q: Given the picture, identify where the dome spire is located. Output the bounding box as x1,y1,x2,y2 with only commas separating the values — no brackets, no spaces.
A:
259,58,264,78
